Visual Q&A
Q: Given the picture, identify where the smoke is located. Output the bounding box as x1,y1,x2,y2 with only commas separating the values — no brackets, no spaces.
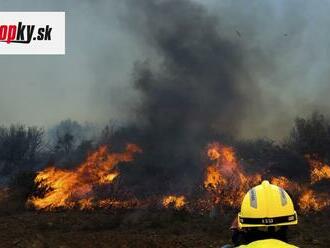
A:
1,0,330,141
0,0,141,128
1,0,330,196
121,0,330,141
112,0,260,192
130,0,257,134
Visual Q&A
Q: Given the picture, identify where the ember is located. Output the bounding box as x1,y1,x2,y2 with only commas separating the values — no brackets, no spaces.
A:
162,195,186,209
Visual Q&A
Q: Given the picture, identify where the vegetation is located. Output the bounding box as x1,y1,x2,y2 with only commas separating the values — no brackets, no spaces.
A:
0,112,329,189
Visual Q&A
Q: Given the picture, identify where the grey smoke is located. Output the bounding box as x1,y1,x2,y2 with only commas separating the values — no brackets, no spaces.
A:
114,0,260,191
0,0,330,141
127,0,256,136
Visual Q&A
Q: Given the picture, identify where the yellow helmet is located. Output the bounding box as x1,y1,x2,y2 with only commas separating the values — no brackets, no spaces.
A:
238,180,298,228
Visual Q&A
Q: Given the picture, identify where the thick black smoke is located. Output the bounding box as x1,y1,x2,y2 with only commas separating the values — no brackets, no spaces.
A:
119,0,259,193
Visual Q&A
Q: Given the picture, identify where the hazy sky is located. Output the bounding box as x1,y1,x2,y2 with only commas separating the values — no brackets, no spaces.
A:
1,0,330,140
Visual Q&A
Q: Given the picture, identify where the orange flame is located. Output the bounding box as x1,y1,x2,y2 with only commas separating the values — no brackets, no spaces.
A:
26,140,330,213
270,176,330,212
298,189,330,212
204,143,262,208
306,157,330,184
204,144,330,212
270,176,301,193
162,195,186,209
28,144,142,210
270,162,330,212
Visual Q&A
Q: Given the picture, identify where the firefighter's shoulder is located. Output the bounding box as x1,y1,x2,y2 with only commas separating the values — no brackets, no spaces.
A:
237,239,298,248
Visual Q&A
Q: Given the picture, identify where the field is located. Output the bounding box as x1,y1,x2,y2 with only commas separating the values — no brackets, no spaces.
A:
0,209,328,248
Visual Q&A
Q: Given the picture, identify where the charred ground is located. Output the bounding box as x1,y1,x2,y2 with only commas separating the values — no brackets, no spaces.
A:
0,209,328,248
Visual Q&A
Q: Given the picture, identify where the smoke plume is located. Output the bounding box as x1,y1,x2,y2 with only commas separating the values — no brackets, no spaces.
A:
119,0,259,192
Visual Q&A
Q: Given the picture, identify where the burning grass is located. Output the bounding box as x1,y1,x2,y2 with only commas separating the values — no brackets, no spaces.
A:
23,142,330,214
203,142,262,208
0,141,328,247
203,143,330,213
27,144,142,210
162,195,186,209
307,156,330,184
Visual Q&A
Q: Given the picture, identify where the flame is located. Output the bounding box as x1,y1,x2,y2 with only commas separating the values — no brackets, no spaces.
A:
270,176,301,193
204,165,226,189
298,190,330,212
162,195,186,209
99,172,120,184
204,143,262,208
78,198,94,210
26,140,330,213
204,144,330,212
28,144,142,210
306,157,330,184
271,173,330,212
270,176,330,212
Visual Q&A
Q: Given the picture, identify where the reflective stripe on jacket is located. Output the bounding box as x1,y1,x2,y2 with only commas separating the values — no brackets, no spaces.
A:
238,239,298,247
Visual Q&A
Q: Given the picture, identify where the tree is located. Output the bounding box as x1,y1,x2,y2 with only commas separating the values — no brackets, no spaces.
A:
99,122,116,145
49,119,99,154
0,124,44,175
286,112,330,159
55,132,75,153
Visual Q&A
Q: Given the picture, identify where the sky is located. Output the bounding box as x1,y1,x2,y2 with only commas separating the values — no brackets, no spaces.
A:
1,0,330,140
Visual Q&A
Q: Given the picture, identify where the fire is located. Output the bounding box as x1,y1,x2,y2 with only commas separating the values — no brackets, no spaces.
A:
298,190,330,212
28,144,142,210
306,157,330,184
270,176,301,193
204,143,262,208
204,144,330,212
270,176,330,212
270,172,330,212
99,172,120,184
204,165,226,189
270,176,292,189
26,140,330,213
162,195,186,209
78,198,94,210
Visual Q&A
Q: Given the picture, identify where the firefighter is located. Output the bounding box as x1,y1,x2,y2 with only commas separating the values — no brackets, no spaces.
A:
222,180,299,248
